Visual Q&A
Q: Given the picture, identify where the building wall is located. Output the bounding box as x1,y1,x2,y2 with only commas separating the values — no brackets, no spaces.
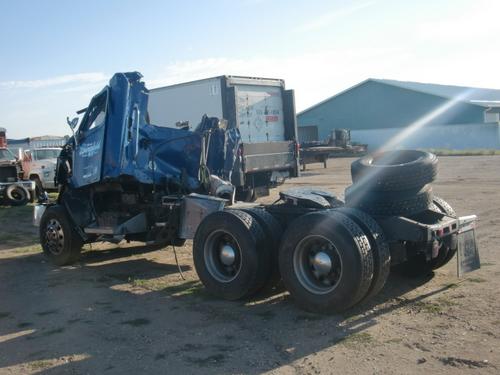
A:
352,123,500,150
297,80,486,142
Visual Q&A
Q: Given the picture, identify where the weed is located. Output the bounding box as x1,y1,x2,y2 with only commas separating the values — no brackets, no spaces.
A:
467,277,486,283
42,327,65,336
17,322,33,328
385,338,403,344
338,332,374,348
120,318,151,327
28,360,52,370
36,309,59,316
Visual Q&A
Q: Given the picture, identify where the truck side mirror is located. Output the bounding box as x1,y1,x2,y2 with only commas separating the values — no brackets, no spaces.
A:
67,117,79,130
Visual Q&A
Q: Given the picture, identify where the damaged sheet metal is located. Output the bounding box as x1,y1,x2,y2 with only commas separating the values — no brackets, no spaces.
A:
71,72,203,191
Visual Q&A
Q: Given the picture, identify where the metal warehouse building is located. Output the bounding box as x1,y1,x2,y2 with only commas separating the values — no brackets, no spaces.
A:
297,79,500,150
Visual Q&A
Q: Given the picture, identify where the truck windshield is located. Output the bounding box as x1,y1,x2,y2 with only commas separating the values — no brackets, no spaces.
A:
33,149,60,160
0,149,15,161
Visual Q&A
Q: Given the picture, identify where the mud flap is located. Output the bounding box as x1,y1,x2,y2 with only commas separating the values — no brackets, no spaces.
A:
457,215,480,277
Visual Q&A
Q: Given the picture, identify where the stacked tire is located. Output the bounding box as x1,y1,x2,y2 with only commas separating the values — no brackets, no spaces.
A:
345,150,438,216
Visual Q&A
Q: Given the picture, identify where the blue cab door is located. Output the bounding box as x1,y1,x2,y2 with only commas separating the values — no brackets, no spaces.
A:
72,89,108,188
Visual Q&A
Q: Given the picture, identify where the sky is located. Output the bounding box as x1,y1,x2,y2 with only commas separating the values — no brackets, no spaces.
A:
1,0,500,138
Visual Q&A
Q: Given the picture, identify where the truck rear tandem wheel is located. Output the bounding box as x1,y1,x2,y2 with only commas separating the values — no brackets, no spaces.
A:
193,210,272,300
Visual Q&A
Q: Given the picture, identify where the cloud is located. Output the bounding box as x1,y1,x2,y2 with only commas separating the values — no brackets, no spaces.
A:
295,1,375,32
0,72,108,89
148,47,410,112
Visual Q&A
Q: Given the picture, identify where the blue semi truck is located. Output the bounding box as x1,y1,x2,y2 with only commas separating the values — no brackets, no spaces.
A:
34,72,479,313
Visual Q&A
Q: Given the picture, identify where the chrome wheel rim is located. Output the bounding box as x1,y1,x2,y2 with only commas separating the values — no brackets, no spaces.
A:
204,230,242,283
45,218,64,255
293,235,343,295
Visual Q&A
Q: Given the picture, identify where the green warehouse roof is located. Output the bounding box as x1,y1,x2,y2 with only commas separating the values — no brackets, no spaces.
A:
299,79,500,115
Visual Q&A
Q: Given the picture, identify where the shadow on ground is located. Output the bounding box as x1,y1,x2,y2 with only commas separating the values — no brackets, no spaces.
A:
0,241,450,374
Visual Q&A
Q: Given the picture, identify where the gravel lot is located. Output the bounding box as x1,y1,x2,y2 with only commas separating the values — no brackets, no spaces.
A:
0,155,499,374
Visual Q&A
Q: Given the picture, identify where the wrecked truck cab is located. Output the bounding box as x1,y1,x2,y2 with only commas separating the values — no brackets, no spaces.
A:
62,72,203,190
37,72,231,265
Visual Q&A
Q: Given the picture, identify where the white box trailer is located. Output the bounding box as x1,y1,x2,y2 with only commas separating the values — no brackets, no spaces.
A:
148,76,300,200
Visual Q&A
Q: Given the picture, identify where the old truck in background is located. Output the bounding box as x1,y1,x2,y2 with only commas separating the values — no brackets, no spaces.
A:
22,147,61,196
34,72,480,313
0,127,35,205
148,76,300,201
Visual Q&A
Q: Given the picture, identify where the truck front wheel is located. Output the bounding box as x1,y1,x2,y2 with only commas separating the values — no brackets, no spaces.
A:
39,205,83,266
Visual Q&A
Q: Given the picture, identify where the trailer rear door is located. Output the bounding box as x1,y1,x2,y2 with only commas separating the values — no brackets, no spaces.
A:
235,85,285,143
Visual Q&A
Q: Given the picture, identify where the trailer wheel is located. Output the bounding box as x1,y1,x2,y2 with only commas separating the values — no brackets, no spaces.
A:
193,210,271,300
279,211,373,313
39,205,83,266
351,150,437,191
345,184,433,217
239,207,283,289
5,185,30,206
336,207,391,301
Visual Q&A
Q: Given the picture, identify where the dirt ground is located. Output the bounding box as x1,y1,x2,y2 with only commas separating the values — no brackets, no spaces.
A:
0,155,499,375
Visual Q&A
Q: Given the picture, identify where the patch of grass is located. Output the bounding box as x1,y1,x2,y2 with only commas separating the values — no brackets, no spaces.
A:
120,318,151,327
413,301,443,314
11,245,42,254
413,297,457,314
481,262,495,267
0,233,22,242
443,282,460,289
437,297,458,307
130,277,170,291
28,360,53,370
17,322,33,328
162,281,208,298
35,309,59,316
0,312,11,319
42,327,65,336
467,277,487,283
295,314,326,322
422,148,500,156
385,338,403,344
185,353,226,367
255,310,276,321
338,332,374,348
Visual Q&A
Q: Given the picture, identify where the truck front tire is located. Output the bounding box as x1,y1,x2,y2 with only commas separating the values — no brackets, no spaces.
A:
39,205,83,266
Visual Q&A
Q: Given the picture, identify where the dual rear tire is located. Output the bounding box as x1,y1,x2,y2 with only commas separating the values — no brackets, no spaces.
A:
194,208,391,313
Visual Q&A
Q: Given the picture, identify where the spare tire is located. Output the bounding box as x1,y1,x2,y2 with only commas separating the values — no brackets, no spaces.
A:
5,185,30,206
345,184,433,217
351,150,438,191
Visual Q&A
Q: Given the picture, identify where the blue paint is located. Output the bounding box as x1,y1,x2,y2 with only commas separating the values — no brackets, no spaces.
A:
70,72,203,190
